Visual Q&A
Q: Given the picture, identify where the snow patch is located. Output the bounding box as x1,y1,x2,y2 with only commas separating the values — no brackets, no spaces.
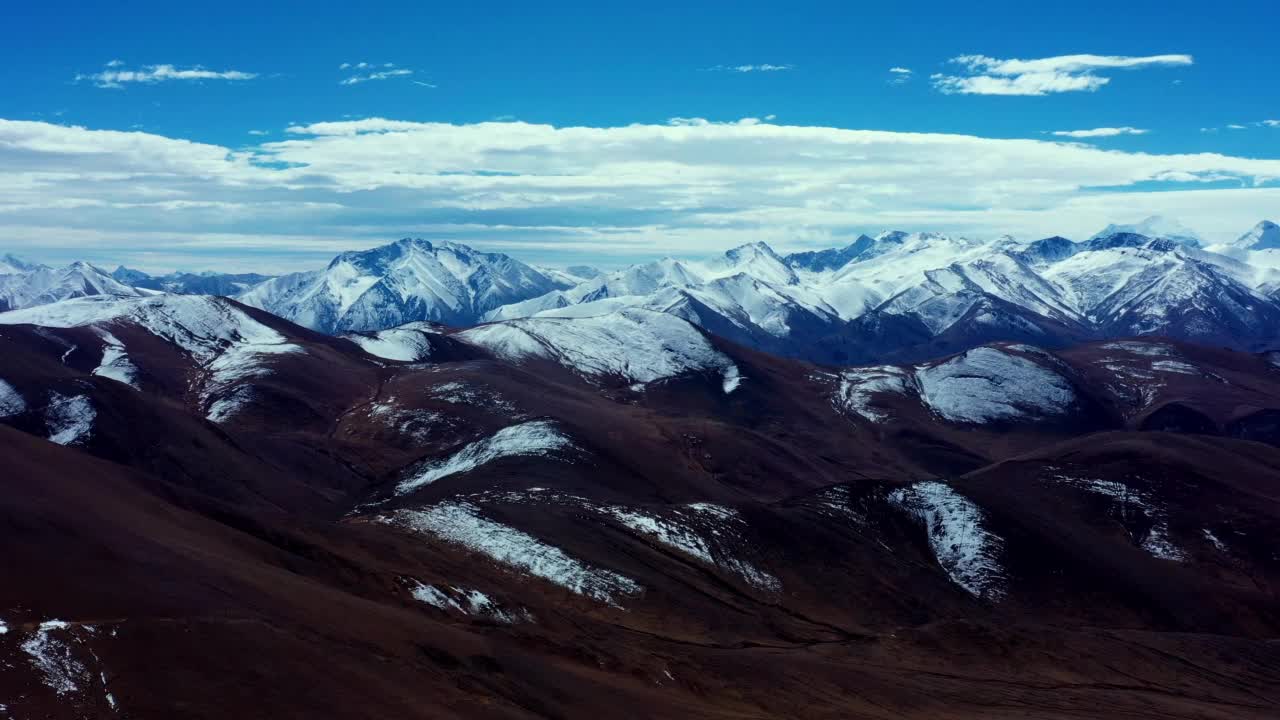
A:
1203,528,1228,553
915,347,1075,423
90,330,140,389
835,365,912,422
1142,523,1188,561
396,420,574,495
1151,359,1199,375
460,308,737,387
604,505,780,592
382,502,642,605
1049,473,1186,561
409,581,532,623
368,399,450,443
721,364,743,394
428,381,517,413
889,481,1005,600
1101,341,1175,357
345,325,436,362
45,393,95,445
206,385,257,423
0,378,26,417
21,620,89,696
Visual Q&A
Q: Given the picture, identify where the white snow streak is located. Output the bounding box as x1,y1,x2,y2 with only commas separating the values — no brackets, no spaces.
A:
835,365,912,422
345,325,436,361
604,504,780,591
91,330,140,389
409,581,531,623
45,393,95,445
889,481,1006,600
383,502,642,605
396,420,573,495
1049,473,1186,561
20,620,89,696
0,378,26,417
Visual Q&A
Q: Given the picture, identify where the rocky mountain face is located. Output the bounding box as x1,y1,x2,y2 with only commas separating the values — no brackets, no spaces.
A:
1,292,1279,718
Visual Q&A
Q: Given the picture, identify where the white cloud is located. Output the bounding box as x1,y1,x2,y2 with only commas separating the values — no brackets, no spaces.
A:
340,64,413,85
76,63,257,89
889,67,913,84
1050,127,1148,138
1204,120,1280,132
248,130,269,136
1,116,1278,270
706,64,793,73
933,53,1192,96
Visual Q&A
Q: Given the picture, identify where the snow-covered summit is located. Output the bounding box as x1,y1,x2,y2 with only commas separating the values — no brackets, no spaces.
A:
0,253,46,275
0,261,145,312
703,242,799,286
237,238,569,333
460,307,740,391
1089,216,1203,248
1231,220,1280,251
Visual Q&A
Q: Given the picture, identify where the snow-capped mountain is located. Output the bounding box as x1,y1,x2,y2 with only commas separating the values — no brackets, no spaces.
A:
1210,220,1280,256
1089,215,1204,248
0,261,146,313
0,253,45,275
483,242,850,359
478,222,1280,362
783,234,875,273
112,267,275,296
237,238,572,333
1235,220,1280,251
7,218,1280,363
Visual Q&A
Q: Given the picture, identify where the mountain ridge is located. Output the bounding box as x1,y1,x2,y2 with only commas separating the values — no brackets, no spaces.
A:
4,218,1279,363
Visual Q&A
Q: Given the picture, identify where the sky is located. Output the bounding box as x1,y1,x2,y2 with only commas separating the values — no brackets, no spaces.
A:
1,0,1278,273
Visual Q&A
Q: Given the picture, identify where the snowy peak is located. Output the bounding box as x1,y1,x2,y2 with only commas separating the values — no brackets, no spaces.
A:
1016,236,1079,265
239,238,565,333
1,253,46,275
784,235,875,273
706,242,798,285
1,260,145,312
874,230,910,244
111,265,152,285
1233,220,1280,251
1083,232,1174,252
1090,216,1203,248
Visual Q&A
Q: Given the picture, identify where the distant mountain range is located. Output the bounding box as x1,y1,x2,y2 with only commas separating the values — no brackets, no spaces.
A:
3,217,1280,363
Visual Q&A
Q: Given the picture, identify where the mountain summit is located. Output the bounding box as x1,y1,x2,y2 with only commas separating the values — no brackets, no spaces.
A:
238,238,570,333
1233,220,1280,251
1089,216,1204,248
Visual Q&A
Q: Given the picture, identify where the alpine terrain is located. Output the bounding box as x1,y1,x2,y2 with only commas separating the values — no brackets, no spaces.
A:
2,218,1279,718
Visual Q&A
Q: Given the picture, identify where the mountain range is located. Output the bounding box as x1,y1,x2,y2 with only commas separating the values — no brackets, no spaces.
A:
1,282,1279,717
6,217,1278,367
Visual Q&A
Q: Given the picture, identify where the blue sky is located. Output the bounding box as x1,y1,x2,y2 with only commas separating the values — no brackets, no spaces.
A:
2,0,1278,272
